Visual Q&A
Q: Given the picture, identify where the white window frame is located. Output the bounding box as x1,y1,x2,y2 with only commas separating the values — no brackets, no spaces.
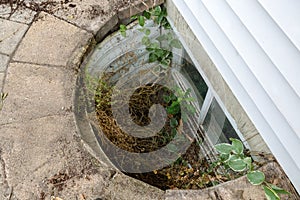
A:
168,18,250,150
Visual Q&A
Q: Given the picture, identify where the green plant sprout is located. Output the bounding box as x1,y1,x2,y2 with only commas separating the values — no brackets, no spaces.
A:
0,92,8,111
214,138,290,200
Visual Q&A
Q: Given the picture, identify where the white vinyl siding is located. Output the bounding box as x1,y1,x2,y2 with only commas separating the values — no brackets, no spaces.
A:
171,0,300,193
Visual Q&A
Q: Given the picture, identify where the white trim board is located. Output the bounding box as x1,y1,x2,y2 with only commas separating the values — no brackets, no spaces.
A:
170,0,300,193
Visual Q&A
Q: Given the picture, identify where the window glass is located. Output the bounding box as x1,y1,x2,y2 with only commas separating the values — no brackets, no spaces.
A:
180,53,208,108
202,98,240,144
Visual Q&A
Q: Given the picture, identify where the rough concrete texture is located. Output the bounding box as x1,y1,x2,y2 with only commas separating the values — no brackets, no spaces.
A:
0,3,10,19
0,18,28,55
0,62,74,125
0,3,36,24
0,1,166,199
13,12,93,67
53,0,114,34
0,72,4,89
0,54,9,72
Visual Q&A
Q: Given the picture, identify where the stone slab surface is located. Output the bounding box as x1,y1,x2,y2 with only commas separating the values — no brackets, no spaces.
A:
0,18,28,55
0,53,9,72
8,7,36,24
0,3,10,19
0,62,74,125
102,173,165,200
13,12,92,66
0,3,36,24
53,0,113,34
0,114,110,199
0,72,4,90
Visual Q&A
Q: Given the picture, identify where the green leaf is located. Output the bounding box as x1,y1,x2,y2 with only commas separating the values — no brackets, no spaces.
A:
269,184,290,195
142,36,150,46
219,153,230,162
229,154,240,161
154,49,165,57
146,42,159,52
247,170,265,185
167,102,180,115
163,95,171,103
145,28,151,36
230,138,244,155
143,11,151,19
243,157,252,169
170,39,182,49
162,19,171,29
131,15,138,20
156,34,168,42
160,58,170,66
171,128,177,136
149,53,158,62
157,14,164,25
263,186,280,200
228,158,247,172
170,93,177,101
120,24,126,31
215,143,233,154
170,118,178,128
150,42,159,49
119,24,127,37
153,6,162,16
138,15,145,27
161,7,167,17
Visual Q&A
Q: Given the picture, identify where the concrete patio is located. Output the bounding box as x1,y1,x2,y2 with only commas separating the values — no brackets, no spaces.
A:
0,1,165,199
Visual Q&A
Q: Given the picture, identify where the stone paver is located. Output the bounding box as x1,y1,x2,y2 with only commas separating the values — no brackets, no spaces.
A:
0,62,74,125
0,3,36,24
0,18,28,55
53,0,113,34
13,12,93,67
0,114,108,199
8,7,36,24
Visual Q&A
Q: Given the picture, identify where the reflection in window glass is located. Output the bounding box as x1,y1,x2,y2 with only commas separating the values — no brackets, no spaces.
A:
180,53,208,108
202,98,240,144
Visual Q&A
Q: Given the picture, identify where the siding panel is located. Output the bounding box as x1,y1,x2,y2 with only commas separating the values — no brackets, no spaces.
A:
171,0,300,193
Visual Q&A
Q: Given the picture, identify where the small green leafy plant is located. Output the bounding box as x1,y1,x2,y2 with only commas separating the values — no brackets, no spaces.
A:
164,87,196,135
214,138,290,200
120,5,181,68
